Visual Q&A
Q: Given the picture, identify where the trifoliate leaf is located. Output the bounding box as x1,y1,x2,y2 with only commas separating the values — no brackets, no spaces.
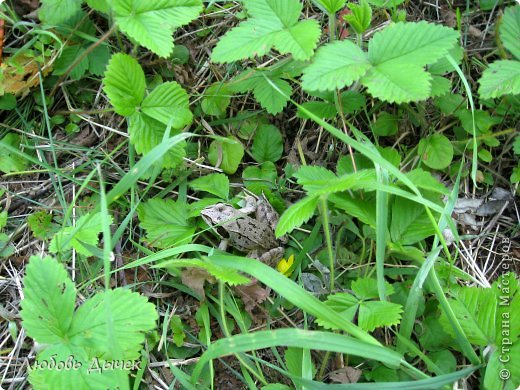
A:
313,0,347,14
39,0,82,25
49,212,111,256
0,133,29,173
113,0,203,58
301,40,371,91
211,0,320,62
418,134,453,170
500,6,520,60
141,82,193,128
189,173,229,199
68,288,158,359
20,256,76,344
208,136,245,174
103,54,145,116
345,0,372,34
478,60,520,99
251,124,283,163
137,199,196,248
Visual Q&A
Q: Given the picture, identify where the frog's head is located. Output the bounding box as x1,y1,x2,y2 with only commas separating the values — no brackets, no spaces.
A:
200,203,238,226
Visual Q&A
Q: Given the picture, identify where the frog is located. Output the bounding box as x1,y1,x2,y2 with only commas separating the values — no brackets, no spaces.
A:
200,195,287,266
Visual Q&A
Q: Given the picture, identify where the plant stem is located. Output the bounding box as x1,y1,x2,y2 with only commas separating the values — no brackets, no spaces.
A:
319,196,335,292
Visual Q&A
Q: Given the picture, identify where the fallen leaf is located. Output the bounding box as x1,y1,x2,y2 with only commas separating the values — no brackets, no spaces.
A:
329,367,362,384
181,267,216,298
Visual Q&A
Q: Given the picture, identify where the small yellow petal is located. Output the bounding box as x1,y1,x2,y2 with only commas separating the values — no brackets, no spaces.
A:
276,254,295,276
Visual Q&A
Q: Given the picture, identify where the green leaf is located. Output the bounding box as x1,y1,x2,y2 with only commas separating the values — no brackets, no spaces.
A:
439,286,498,346
390,197,437,245
189,173,229,199
367,0,404,7
129,113,186,169
0,94,17,110
301,40,371,91
141,82,193,128
20,256,76,344
208,136,245,174
27,211,54,240
251,124,283,163
368,21,459,67
211,0,321,62
352,278,394,300
312,0,346,14
0,211,6,230
137,199,196,248
345,0,372,35
0,133,29,173
39,0,82,25
253,76,292,114
478,148,493,163
276,196,318,237
361,62,432,103
358,301,403,332
372,112,398,136
404,169,449,194
103,54,145,116
500,6,520,60
201,83,232,117
478,60,520,99
53,45,89,79
86,0,110,13
418,134,454,170
113,0,203,57
243,162,278,194
171,315,186,347
49,212,111,256
68,288,157,359
484,345,520,390
514,134,520,155
329,192,376,227
88,44,111,76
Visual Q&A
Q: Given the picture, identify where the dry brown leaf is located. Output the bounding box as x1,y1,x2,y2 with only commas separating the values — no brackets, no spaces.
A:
234,280,269,313
329,367,362,384
1,55,52,97
181,267,216,298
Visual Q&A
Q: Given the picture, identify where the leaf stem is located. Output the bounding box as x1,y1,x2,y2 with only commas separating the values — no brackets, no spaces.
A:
319,196,335,292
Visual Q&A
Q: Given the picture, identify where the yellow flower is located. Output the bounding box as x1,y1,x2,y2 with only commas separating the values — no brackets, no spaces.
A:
276,254,294,276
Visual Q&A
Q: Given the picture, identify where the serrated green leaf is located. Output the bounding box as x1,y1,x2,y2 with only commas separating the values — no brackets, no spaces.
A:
141,82,193,128
39,0,82,25
345,0,372,34
312,0,346,13
211,0,320,62
113,0,203,57
128,113,187,169
404,169,449,194
430,75,452,97
478,60,520,99
362,62,432,103
29,343,130,390
500,6,520,60
301,40,371,91
329,192,376,227
208,136,245,174
89,44,111,76
189,173,229,199
390,197,437,245
276,196,318,237
368,21,459,67
358,301,403,331
137,199,196,248
20,256,76,344
0,133,29,173
103,54,145,116
251,124,283,163
439,286,498,346
367,0,404,7
253,77,292,114
49,212,111,256
54,45,89,79
484,345,520,390
68,288,157,359
418,134,453,170
171,315,186,347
